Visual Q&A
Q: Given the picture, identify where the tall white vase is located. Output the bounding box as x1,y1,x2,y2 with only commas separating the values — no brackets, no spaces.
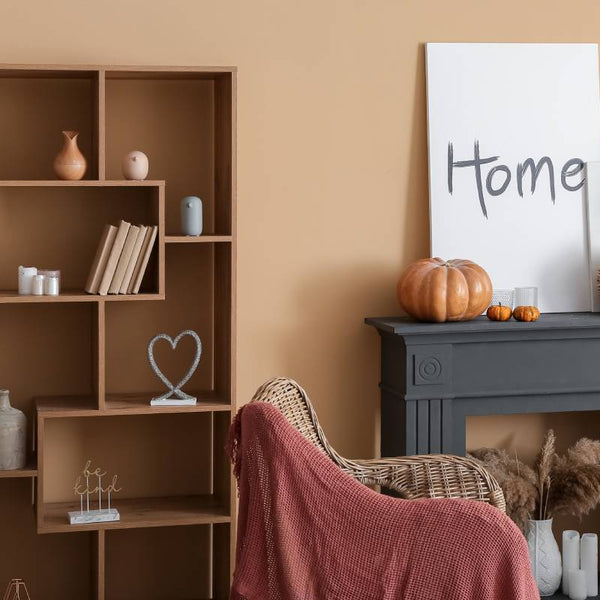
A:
0,390,26,470
527,519,562,596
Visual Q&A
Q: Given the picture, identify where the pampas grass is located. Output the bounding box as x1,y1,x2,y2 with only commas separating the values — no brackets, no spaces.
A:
469,447,536,532
535,429,555,520
470,432,600,531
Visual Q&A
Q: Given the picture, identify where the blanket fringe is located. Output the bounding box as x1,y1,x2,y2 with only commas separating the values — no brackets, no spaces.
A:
227,407,243,484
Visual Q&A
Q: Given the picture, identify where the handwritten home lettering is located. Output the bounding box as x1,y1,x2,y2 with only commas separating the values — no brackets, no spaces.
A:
447,141,585,218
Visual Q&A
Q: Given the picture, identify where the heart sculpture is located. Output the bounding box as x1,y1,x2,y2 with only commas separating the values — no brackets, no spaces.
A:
147,330,202,404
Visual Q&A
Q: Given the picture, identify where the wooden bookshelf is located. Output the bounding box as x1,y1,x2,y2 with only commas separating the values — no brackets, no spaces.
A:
0,64,236,600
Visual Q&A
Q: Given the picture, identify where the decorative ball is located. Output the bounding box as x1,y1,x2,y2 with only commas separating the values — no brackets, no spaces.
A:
397,257,492,322
486,303,512,321
122,151,149,180
513,306,540,322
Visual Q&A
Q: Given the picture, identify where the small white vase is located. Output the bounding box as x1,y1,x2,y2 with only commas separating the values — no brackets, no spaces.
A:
0,390,26,470
527,519,562,596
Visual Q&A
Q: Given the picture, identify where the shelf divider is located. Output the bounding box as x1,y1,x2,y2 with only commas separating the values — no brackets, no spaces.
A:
94,302,106,410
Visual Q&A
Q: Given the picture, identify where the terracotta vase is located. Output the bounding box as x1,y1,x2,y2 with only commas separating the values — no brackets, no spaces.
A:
53,130,87,180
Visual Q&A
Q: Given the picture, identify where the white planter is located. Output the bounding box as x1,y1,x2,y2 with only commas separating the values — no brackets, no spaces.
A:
527,519,562,596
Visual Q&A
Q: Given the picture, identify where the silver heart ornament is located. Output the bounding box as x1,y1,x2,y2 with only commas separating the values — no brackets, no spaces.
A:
147,330,202,402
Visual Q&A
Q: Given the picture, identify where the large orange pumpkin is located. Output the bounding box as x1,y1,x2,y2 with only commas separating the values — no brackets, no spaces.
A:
397,258,492,322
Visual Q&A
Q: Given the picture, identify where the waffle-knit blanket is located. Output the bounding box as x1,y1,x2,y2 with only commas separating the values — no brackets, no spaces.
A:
228,402,538,600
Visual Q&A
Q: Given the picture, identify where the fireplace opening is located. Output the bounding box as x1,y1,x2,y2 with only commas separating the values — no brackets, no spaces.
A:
467,411,600,543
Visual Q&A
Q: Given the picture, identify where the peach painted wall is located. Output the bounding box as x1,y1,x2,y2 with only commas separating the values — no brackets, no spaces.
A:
1,0,600,464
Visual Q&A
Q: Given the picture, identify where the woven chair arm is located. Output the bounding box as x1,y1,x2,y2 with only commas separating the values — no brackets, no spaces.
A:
338,453,506,512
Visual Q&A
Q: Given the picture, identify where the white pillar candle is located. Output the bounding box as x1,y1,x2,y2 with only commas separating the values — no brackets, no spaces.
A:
581,533,598,596
31,275,44,296
569,569,587,600
39,270,60,296
563,530,581,594
18,266,37,295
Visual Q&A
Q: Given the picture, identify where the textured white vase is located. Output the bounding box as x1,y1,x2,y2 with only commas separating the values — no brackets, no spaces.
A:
527,519,562,596
0,389,26,470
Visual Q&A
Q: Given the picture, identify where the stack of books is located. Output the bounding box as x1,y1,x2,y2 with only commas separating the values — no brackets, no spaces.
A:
85,220,158,295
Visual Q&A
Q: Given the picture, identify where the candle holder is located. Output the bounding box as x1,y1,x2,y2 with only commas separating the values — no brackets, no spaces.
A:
2,579,31,600
490,288,514,309
514,286,539,307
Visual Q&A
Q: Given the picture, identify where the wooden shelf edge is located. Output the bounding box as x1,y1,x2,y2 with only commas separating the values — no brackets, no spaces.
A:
0,291,165,304
38,494,230,534
166,235,232,244
36,392,231,418
0,180,165,187
0,462,37,478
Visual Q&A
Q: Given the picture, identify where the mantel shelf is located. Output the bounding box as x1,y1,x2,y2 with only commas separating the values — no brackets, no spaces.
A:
0,180,165,187
39,494,230,534
0,291,164,304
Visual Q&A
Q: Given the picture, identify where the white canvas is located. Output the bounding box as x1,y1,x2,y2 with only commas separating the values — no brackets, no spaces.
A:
426,43,600,312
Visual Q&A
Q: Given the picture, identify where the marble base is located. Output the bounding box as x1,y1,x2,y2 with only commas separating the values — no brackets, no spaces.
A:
69,508,120,524
150,397,197,406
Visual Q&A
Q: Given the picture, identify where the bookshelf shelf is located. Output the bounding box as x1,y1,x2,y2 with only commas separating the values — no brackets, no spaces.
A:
0,291,165,303
39,494,230,534
0,180,165,187
0,64,236,600
0,462,37,479
105,392,231,414
165,235,232,244
35,393,231,417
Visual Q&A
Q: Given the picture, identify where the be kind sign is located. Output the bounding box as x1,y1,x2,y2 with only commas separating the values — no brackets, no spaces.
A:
426,43,600,312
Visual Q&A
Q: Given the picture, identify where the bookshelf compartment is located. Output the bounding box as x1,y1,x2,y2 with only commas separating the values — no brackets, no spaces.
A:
0,304,93,419
0,478,94,600
0,183,163,296
105,244,214,402
105,73,233,236
106,525,212,600
0,72,98,180
40,413,213,506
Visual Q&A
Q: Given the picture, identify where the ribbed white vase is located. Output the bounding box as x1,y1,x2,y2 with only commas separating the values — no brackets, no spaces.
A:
527,519,562,596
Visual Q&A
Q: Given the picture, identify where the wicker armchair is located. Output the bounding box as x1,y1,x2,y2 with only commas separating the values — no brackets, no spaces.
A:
251,377,506,512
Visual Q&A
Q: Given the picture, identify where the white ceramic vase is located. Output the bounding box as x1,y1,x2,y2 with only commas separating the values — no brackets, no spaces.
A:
0,390,26,470
527,519,562,596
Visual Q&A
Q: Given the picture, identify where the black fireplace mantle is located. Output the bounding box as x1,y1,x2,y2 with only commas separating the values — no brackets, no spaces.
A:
366,313,600,457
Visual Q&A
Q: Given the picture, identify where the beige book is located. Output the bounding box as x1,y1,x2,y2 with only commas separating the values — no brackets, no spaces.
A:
85,224,117,294
131,226,158,294
127,226,154,294
119,224,148,294
108,225,141,294
98,220,131,296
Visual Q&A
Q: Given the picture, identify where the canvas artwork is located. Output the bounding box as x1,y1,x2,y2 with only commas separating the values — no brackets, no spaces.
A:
426,43,600,312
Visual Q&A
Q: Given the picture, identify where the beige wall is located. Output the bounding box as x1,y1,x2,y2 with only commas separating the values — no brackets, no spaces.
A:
2,0,600,461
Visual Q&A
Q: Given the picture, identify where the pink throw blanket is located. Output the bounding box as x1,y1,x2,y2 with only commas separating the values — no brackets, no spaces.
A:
229,402,538,600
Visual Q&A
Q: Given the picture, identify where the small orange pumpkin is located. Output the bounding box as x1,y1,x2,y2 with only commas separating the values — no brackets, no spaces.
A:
486,303,512,321
513,305,540,322
396,258,492,323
